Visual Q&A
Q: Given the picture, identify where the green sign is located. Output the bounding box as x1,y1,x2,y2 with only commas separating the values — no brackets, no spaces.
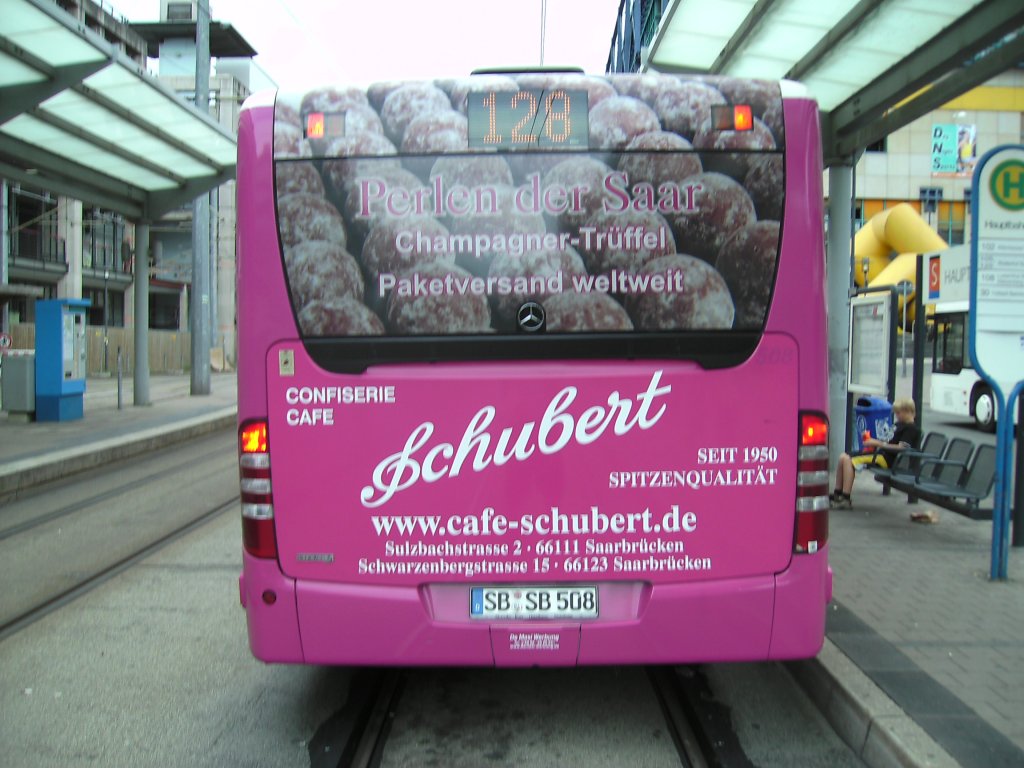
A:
988,159,1024,211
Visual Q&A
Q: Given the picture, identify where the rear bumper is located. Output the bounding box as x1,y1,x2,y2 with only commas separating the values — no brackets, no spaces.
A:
239,546,830,665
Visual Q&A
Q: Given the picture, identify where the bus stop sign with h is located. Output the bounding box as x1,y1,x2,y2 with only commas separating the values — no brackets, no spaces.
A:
970,144,1024,580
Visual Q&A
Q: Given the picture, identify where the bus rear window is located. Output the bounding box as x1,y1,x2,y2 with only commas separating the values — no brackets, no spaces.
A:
271,75,785,364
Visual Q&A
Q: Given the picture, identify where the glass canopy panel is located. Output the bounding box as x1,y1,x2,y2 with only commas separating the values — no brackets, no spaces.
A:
799,0,986,110
80,65,235,166
37,89,215,178
674,0,756,41
6,2,107,69
1,114,178,190
723,0,860,79
0,49,47,88
653,32,726,70
653,0,756,69
645,0,991,116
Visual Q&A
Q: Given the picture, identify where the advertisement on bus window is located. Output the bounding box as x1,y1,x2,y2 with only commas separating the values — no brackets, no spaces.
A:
271,74,785,339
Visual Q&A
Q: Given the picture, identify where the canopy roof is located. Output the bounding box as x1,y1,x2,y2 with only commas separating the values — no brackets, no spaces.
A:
636,0,1024,164
0,0,237,221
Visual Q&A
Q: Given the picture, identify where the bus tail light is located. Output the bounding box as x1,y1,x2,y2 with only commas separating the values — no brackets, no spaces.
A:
240,420,277,558
710,103,754,131
795,412,829,554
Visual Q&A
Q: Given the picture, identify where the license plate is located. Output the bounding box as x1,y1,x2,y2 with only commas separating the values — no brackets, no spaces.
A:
470,586,598,620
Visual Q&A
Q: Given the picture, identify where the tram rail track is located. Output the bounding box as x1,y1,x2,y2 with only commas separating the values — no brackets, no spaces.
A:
312,665,729,768
0,497,235,642
649,666,712,768
0,442,231,541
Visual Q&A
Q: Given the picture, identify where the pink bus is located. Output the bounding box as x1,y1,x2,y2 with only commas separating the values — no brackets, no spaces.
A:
236,72,831,666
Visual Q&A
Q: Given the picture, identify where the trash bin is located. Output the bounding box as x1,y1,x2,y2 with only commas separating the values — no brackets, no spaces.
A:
1,350,36,414
854,395,893,452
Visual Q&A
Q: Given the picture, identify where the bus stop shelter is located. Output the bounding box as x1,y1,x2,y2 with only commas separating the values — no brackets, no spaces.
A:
0,0,237,405
612,0,1024,456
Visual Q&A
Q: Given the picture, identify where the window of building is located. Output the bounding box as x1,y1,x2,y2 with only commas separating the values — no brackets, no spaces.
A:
83,286,125,328
6,284,57,324
150,292,182,330
83,209,127,272
937,201,967,245
8,186,62,264
919,186,943,213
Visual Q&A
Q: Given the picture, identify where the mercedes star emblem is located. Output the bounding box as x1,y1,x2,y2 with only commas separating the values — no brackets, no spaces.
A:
517,301,546,333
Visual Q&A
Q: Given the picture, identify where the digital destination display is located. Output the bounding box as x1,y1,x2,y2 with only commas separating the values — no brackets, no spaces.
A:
467,89,589,150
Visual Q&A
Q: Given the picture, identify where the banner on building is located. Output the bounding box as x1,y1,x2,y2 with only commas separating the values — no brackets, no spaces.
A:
932,123,977,177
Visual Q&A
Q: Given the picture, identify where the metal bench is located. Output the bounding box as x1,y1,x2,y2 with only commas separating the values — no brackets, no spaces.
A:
869,431,948,496
888,442,997,520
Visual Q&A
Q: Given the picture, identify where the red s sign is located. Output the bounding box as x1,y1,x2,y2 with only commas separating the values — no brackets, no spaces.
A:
928,256,941,299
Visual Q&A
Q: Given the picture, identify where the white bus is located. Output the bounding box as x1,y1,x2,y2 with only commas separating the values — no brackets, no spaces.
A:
930,299,998,431
928,244,1016,432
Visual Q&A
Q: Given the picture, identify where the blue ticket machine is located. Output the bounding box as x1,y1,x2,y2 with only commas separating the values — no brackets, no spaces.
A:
35,298,90,421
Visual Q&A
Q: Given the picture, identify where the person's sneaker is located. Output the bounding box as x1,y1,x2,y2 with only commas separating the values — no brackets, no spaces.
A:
831,496,852,510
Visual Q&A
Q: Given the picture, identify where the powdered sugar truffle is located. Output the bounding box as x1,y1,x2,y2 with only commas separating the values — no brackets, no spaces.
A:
386,262,491,333
693,117,776,181
668,172,755,263
619,131,702,190
713,78,784,142
488,246,588,328
402,111,469,178
275,162,325,199
300,87,369,116
577,208,676,277
360,216,455,284
715,221,780,328
608,73,676,106
541,157,613,232
274,123,312,158
653,80,726,142
545,292,634,331
320,133,400,198
284,241,364,307
744,155,784,221
380,83,451,144
429,155,514,190
340,166,429,242
298,299,385,336
277,194,347,249
625,254,735,330
447,185,547,277
340,104,385,137
402,111,468,154
589,96,661,151
367,81,403,112
275,103,302,127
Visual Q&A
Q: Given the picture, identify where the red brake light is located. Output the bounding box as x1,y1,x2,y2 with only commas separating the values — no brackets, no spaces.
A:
305,112,325,139
241,421,268,453
795,412,829,554
801,414,829,447
710,104,754,131
733,104,753,131
239,420,276,559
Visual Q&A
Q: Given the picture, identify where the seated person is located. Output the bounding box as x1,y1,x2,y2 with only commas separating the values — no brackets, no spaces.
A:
831,398,921,509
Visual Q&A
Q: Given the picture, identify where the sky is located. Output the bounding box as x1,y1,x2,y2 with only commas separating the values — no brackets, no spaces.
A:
110,0,625,90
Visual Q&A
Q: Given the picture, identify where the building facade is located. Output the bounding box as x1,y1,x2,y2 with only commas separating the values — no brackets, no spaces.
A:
848,69,1024,245
1,0,262,374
